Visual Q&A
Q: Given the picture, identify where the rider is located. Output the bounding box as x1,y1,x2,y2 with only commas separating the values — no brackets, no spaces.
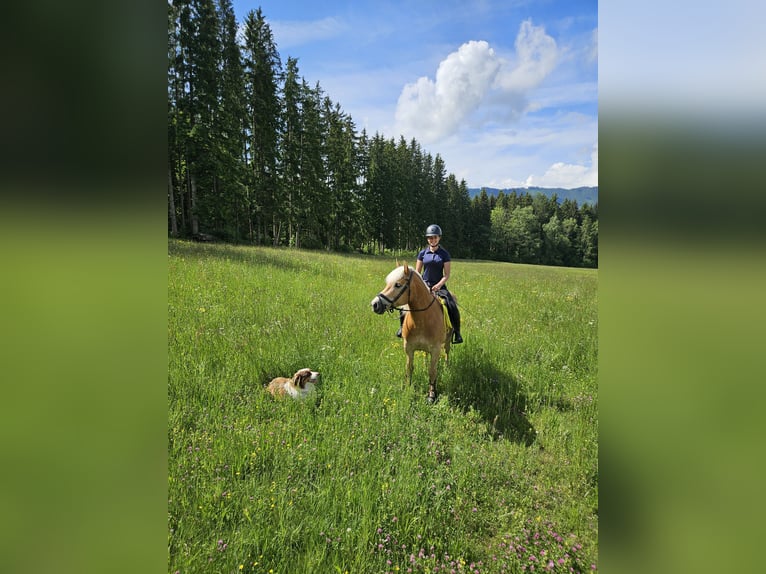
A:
396,224,463,344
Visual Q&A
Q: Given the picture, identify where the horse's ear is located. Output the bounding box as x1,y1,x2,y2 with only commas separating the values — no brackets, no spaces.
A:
403,261,409,273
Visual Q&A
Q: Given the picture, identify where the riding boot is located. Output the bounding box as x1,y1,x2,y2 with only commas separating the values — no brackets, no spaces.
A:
450,305,463,344
396,311,404,337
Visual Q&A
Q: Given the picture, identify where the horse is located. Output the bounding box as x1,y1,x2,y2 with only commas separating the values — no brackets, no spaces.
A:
370,262,453,402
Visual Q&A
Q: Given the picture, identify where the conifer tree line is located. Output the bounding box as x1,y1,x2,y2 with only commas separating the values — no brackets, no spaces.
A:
168,1,597,267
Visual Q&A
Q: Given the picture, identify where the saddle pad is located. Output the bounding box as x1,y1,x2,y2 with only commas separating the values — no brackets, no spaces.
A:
439,297,453,331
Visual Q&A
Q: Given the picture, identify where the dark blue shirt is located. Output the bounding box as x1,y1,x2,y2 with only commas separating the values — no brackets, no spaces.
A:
417,246,451,288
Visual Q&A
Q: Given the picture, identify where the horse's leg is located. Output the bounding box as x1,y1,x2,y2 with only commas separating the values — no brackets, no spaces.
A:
404,343,414,388
427,348,440,401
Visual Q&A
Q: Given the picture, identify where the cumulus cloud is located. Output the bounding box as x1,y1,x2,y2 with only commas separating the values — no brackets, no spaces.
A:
525,144,598,188
394,20,558,144
494,19,559,92
395,40,500,143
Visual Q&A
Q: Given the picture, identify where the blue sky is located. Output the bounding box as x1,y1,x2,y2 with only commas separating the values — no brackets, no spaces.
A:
231,0,598,189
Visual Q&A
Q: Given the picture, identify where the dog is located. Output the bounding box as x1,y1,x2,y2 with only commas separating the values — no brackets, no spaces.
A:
266,368,320,399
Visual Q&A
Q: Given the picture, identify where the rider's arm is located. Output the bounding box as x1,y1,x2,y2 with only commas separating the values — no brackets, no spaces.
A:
432,261,450,291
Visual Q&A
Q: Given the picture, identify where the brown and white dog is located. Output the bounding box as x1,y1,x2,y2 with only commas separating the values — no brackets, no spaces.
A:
266,368,320,399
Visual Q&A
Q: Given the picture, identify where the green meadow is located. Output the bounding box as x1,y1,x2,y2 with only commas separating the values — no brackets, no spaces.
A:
168,239,597,574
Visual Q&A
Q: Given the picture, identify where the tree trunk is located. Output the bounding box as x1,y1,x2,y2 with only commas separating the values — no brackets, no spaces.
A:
179,168,187,234
168,165,178,237
190,172,199,236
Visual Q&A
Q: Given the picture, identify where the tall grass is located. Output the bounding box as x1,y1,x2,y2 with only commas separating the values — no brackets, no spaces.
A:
168,239,597,574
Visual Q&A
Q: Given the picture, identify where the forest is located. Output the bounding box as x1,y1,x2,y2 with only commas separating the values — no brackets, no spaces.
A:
167,1,598,267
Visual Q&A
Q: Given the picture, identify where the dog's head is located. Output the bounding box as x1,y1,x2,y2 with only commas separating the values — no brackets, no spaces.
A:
290,368,320,390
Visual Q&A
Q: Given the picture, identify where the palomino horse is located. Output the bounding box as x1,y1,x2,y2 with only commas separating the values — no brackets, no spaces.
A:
371,262,453,402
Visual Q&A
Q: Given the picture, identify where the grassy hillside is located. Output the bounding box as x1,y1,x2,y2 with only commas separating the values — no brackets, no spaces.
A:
168,240,598,573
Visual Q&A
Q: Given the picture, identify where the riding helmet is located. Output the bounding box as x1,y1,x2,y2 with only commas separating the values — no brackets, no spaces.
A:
425,224,442,237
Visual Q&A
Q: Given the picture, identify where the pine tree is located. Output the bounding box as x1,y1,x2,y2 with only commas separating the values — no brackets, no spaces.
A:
167,0,181,237
280,57,303,246
185,0,222,236
432,154,448,228
470,190,492,259
446,174,471,257
215,0,247,239
296,80,328,248
324,101,359,250
243,8,282,244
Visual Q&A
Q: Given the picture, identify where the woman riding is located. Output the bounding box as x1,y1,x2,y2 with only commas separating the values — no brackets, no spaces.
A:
397,224,463,344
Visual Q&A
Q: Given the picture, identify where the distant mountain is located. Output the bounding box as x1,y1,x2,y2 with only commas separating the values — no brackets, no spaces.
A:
468,186,598,206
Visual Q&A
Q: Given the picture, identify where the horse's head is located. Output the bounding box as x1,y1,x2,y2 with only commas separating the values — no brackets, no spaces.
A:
371,263,413,314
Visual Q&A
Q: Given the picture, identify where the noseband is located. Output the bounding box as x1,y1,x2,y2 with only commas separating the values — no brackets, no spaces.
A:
377,270,438,313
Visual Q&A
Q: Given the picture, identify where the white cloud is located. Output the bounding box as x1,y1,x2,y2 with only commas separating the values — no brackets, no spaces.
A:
394,40,501,143
494,19,559,92
269,17,345,48
525,144,598,188
394,20,559,144
587,28,598,64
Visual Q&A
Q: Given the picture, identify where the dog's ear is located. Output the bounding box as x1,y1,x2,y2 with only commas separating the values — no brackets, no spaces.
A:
294,368,309,387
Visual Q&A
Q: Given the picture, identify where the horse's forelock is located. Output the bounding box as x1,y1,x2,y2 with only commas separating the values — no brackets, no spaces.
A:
386,266,406,284
386,265,424,286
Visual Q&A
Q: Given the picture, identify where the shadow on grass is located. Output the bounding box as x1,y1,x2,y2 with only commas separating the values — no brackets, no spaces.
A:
442,348,535,445
169,238,307,272
168,238,389,273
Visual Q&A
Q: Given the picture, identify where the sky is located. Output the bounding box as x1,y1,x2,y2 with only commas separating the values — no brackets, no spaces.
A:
231,0,598,190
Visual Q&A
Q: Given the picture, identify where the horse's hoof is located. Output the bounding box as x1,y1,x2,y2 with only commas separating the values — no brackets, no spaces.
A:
426,391,437,404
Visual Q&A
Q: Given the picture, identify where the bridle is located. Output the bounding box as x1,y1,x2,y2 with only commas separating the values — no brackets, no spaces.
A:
377,270,438,313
